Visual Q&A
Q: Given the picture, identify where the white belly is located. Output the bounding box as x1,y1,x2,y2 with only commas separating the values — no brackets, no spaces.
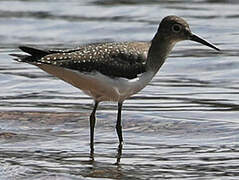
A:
38,64,154,102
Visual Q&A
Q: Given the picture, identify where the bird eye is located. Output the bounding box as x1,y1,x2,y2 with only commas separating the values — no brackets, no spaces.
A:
172,24,182,33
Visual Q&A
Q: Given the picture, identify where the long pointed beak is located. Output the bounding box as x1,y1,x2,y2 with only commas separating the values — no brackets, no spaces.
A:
190,33,220,51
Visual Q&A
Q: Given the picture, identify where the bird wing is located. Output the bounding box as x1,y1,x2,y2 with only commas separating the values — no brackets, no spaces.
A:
11,42,150,79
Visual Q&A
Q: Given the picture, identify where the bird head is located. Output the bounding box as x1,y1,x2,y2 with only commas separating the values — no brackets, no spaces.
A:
156,15,220,51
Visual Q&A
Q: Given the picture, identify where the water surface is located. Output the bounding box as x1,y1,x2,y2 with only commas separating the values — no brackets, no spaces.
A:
1,0,239,179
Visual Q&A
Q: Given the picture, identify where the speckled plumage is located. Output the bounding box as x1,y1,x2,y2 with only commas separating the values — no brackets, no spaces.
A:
18,42,150,79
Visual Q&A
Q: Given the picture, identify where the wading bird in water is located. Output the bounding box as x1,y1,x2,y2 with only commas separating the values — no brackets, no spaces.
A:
11,16,220,161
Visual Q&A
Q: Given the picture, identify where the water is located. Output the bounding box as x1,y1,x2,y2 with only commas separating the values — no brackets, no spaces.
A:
1,0,239,179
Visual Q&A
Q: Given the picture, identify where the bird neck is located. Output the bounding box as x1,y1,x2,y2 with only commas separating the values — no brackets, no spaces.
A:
146,34,176,73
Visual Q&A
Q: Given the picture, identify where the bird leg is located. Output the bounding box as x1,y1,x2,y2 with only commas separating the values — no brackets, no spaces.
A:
116,102,123,144
115,143,123,165
90,101,99,156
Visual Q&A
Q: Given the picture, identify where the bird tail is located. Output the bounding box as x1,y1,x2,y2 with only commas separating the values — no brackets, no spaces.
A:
10,46,50,63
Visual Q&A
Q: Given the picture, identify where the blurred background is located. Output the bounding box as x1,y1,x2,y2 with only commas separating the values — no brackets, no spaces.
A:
1,0,239,179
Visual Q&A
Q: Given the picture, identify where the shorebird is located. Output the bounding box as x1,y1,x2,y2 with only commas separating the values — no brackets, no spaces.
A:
11,16,220,154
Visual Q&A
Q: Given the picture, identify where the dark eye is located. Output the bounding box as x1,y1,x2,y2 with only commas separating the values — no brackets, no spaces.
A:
172,24,182,33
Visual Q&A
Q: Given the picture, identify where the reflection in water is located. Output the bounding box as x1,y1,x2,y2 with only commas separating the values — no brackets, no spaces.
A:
1,138,239,179
1,0,239,179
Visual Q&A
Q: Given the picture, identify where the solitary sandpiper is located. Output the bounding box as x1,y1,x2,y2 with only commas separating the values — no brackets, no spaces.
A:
11,16,220,155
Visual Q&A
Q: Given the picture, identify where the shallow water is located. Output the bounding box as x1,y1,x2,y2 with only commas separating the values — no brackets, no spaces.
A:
1,0,239,179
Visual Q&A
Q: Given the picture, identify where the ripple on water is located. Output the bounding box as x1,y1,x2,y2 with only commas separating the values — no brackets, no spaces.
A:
1,0,239,179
